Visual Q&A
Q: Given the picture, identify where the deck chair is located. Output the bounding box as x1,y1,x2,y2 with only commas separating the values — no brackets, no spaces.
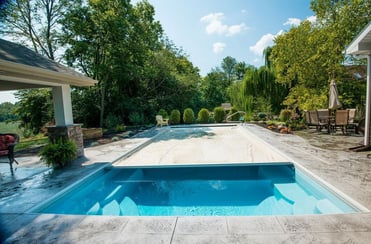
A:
308,110,327,132
347,108,358,133
331,110,349,134
156,115,169,127
0,133,19,174
304,110,314,128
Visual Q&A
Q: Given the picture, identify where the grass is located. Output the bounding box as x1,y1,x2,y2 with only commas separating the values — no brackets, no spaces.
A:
0,121,22,135
0,121,48,152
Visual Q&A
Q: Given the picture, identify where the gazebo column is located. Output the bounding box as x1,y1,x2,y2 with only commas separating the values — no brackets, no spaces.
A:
46,85,84,157
365,55,371,146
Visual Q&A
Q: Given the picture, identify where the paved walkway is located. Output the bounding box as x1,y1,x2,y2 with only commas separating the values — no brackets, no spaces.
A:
1,124,371,243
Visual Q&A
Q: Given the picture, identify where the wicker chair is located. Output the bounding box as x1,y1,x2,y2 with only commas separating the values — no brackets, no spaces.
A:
0,133,19,174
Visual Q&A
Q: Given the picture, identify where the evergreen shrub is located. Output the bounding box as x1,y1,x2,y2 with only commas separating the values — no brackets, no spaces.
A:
197,108,209,124
158,109,168,118
183,108,195,124
280,109,292,122
213,107,225,123
169,109,180,124
228,107,239,121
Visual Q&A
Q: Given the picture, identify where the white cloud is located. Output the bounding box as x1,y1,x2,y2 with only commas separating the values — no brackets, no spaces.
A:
227,23,247,36
284,18,302,26
249,30,283,56
307,15,317,23
200,12,247,36
213,42,226,54
241,9,247,14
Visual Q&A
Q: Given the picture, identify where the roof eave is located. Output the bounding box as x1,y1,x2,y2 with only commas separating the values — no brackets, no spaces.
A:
0,59,97,87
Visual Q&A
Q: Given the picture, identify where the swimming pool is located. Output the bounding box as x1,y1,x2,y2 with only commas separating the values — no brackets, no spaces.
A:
32,163,360,216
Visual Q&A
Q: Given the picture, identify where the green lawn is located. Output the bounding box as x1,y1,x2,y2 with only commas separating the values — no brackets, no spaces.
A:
0,121,48,152
0,121,22,135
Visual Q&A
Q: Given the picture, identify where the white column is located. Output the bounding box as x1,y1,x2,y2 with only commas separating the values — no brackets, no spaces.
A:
364,55,371,146
52,85,74,126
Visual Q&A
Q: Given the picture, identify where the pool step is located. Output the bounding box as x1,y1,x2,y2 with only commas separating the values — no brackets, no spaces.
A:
315,199,342,214
293,196,317,214
254,196,293,215
120,196,139,215
274,183,311,203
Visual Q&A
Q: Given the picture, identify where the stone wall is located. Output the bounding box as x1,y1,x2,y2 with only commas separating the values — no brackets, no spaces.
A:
46,124,84,157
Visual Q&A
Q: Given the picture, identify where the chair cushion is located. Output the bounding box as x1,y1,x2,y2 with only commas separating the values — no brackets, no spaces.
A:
0,135,15,152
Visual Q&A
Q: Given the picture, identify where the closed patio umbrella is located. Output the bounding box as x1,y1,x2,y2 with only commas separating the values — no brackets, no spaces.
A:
329,79,341,110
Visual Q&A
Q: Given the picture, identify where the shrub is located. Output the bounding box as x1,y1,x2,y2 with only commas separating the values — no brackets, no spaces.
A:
228,107,240,121
115,124,126,132
257,112,267,121
129,112,144,125
197,108,209,124
157,109,168,119
279,109,292,122
39,138,77,168
213,107,225,123
183,108,195,124
169,109,180,124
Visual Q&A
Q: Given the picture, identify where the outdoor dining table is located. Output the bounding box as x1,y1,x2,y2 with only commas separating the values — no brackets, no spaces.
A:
319,115,335,133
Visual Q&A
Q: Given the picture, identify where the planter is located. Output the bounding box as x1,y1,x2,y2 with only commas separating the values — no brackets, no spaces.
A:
82,128,103,140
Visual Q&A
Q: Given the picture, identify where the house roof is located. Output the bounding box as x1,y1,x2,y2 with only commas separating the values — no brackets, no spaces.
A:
346,22,371,56
0,38,97,91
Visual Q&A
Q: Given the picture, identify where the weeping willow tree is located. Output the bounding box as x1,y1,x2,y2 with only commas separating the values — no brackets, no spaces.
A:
238,47,289,116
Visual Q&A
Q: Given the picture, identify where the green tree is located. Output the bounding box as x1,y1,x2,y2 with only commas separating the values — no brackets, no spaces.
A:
221,56,237,83
60,0,163,127
0,102,18,122
0,0,78,60
14,89,53,134
200,69,229,110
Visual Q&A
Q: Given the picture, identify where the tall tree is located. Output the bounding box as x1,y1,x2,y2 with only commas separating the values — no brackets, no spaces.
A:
0,0,78,60
60,0,163,127
221,56,237,83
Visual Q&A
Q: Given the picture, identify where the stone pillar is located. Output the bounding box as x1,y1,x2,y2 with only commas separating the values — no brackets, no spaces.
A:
46,124,84,157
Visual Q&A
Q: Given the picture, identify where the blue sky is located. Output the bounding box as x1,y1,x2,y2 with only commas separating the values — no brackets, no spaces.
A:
0,0,315,104
144,0,315,75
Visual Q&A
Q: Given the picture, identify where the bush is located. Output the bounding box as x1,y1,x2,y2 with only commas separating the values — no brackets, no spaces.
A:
213,107,225,123
228,107,240,121
39,138,77,168
157,109,168,119
279,109,292,122
183,108,195,124
169,109,180,124
115,124,126,132
257,112,267,121
197,108,209,124
129,112,144,125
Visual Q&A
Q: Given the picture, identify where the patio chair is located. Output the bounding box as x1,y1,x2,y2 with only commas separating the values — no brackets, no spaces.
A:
156,115,169,127
347,108,359,133
331,110,349,134
0,133,19,174
308,110,327,132
304,110,314,128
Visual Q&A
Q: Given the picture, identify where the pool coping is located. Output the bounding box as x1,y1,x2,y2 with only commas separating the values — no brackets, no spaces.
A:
2,124,371,243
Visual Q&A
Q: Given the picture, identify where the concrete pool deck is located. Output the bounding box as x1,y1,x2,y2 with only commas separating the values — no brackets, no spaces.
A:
1,124,371,243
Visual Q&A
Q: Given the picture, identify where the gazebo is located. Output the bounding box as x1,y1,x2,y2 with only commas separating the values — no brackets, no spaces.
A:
346,22,371,148
0,38,98,156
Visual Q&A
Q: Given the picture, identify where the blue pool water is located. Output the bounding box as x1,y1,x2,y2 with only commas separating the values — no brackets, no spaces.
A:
34,164,358,216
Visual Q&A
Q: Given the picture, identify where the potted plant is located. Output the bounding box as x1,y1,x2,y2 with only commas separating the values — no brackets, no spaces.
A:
39,137,77,168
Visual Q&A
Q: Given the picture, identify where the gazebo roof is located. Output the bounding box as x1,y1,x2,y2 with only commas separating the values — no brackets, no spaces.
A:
0,38,97,91
346,22,371,56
